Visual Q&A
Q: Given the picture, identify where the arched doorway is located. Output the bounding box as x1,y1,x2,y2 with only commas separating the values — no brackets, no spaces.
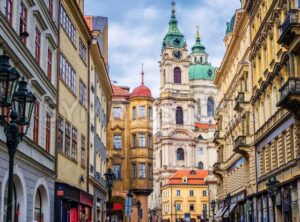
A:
111,196,125,222
2,174,26,222
33,185,49,222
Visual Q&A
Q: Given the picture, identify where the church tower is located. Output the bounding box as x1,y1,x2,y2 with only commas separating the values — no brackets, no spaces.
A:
151,0,197,212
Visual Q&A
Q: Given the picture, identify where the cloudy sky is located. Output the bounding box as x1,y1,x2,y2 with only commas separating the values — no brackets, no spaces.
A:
85,0,241,98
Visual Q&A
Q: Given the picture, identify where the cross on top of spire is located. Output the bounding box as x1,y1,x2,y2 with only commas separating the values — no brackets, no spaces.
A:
171,0,176,15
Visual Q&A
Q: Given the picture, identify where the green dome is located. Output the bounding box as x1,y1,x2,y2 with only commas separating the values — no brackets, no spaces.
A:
191,30,206,54
226,15,235,35
189,64,215,80
162,3,186,50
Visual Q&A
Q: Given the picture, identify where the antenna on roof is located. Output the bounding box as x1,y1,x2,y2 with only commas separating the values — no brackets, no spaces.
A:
141,63,144,85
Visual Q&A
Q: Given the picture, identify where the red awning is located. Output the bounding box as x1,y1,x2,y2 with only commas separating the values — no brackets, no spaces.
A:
113,203,123,211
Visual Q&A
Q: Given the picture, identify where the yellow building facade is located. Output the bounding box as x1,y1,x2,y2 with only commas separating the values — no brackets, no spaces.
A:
161,170,209,222
55,0,94,221
214,0,300,221
248,0,300,221
107,73,154,222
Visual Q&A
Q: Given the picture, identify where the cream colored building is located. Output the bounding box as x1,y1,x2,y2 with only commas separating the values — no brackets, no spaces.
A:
213,4,256,221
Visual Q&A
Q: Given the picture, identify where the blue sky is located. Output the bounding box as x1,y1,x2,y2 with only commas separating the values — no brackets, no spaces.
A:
85,0,241,97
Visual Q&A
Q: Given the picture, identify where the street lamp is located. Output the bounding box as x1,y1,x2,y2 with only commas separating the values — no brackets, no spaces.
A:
0,54,36,222
105,168,115,222
266,177,280,222
210,200,216,222
136,200,142,222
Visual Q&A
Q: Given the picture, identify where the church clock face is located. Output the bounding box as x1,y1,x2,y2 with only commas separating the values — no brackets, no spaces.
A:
172,50,182,60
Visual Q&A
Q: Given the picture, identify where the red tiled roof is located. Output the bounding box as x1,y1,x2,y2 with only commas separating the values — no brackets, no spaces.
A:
130,84,152,99
112,84,130,97
84,16,93,31
165,170,208,186
195,122,216,129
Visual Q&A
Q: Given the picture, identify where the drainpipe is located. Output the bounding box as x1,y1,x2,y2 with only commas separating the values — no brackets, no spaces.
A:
87,40,91,193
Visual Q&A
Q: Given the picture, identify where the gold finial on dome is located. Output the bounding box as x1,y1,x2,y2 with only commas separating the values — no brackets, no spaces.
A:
196,24,200,40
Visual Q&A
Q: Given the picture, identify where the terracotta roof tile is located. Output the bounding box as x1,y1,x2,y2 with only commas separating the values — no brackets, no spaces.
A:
195,122,216,129
112,84,130,97
165,170,209,186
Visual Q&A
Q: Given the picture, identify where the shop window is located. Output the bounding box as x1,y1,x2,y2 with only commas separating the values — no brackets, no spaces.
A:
176,148,184,160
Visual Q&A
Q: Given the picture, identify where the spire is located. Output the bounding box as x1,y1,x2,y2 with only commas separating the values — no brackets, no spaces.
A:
141,63,144,85
171,0,176,17
196,24,201,42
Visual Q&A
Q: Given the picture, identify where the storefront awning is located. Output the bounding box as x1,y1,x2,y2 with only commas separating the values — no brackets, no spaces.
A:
214,207,225,219
223,203,237,218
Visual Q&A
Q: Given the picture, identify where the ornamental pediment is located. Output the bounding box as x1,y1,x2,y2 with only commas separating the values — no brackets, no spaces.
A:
169,130,193,140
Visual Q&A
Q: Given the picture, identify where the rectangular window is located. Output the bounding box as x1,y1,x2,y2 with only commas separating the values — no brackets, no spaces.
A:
79,80,87,107
147,134,152,148
148,107,153,119
176,203,181,211
203,204,207,211
132,163,136,179
176,190,180,196
47,48,52,81
132,134,137,147
148,164,153,179
190,190,194,196
59,54,76,93
113,164,121,179
197,147,204,155
203,190,207,196
138,163,146,179
35,27,41,64
79,39,87,62
60,5,76,44
139,106,145,118
5,0,13,25
81,135,86,166
65,122,71,156
113,135,122,149
113,107,122,118
58,116,64,152
71,128,77,160
33,102,39,144
139,133,146,147
189,204,195,211
132,106,136,119
19,3,27,44
49,0,53,17
46,113,51,153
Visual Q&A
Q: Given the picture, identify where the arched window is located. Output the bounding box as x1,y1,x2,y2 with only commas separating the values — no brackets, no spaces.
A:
163,69,166,84
198,162,204,169
207,98,215,117
176,148,184,160
174,67,181,84
272,87,278,114
176,107,183,124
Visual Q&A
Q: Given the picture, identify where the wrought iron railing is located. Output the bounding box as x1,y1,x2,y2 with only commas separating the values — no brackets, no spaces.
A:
234,136,247,149
280,9,299,35
279,77,300,102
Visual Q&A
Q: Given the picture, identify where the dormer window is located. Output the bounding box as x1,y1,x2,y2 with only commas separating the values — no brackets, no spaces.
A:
182,176,188,184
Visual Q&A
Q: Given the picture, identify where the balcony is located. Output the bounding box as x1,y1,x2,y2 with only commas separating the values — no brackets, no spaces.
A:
233,136,250,159
278,9,300,50
213,130,224,144
277,77,300,116
234,92,246,112
213,162,223,179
